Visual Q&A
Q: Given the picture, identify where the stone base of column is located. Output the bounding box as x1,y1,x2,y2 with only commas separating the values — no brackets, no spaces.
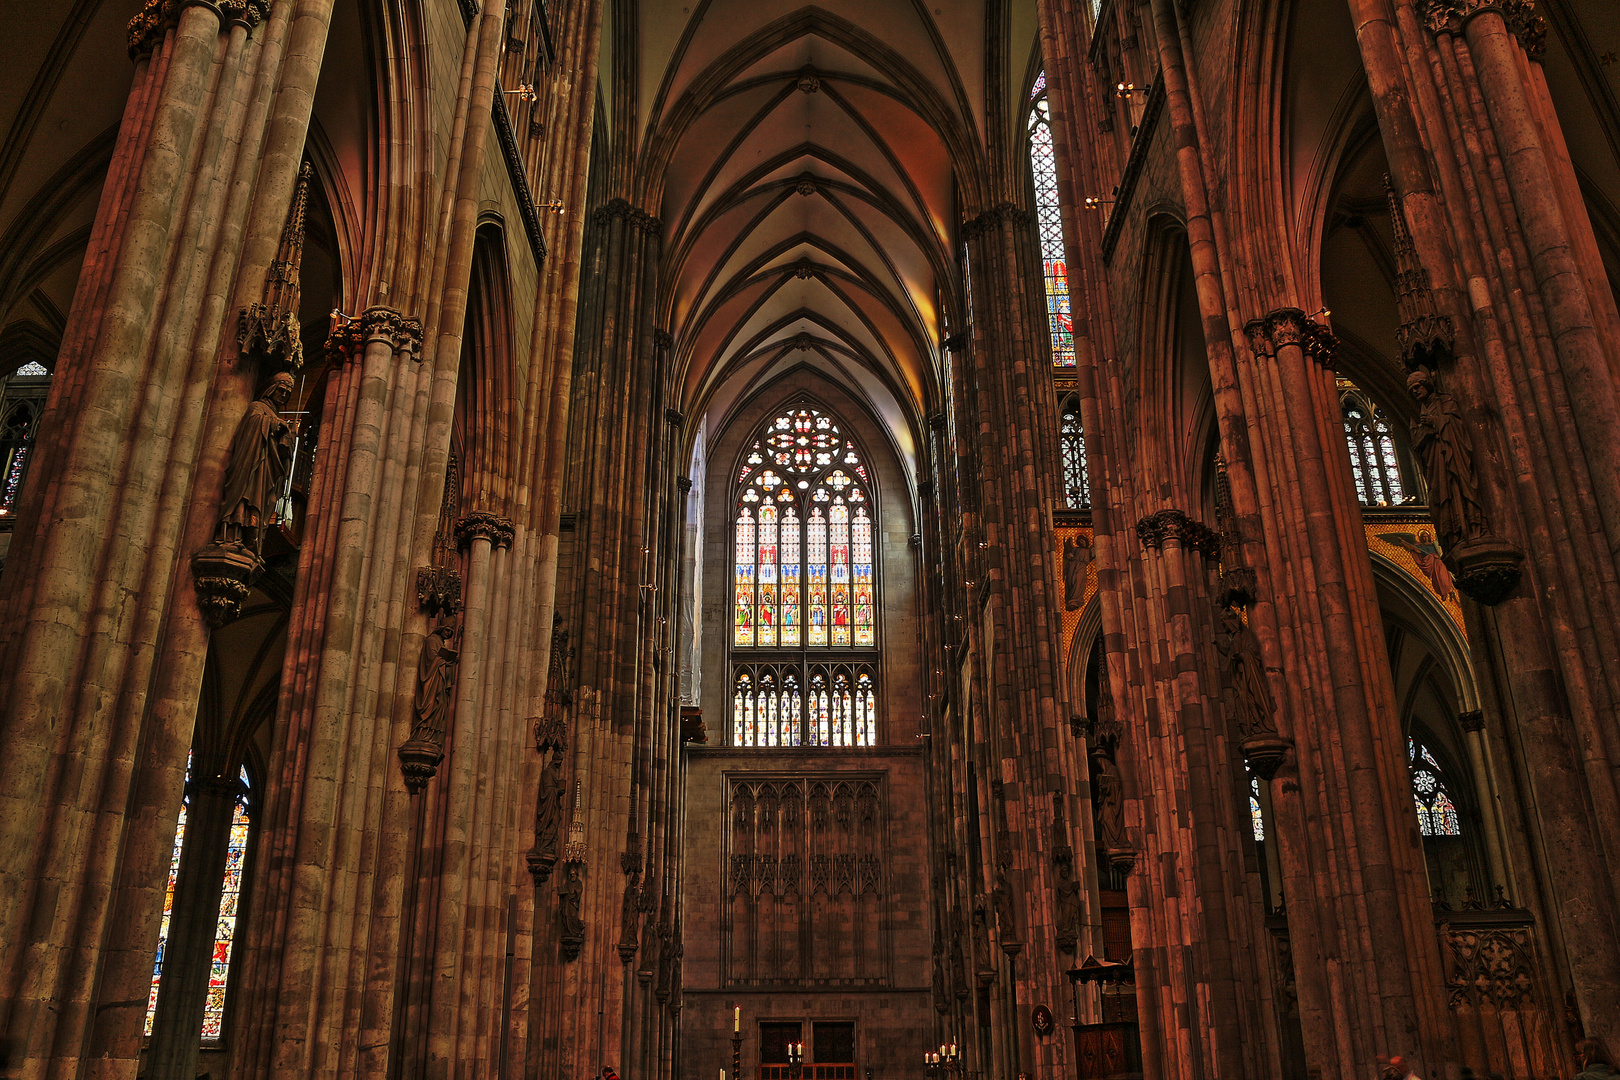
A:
1449,536,1525,605
190,542,263,626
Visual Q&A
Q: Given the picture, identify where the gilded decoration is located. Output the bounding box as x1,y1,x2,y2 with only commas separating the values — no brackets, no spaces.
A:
1365,514,1467,637
1053,523,1098,662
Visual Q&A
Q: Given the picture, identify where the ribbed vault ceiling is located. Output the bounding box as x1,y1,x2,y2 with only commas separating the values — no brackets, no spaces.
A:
637,1,1039,468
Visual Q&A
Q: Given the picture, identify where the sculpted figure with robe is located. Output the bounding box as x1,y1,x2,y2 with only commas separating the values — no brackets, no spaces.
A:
1214,607,1275,739
1407,368,1487,550
217,372,297,553
412,619,460,744
1063,534,1093,611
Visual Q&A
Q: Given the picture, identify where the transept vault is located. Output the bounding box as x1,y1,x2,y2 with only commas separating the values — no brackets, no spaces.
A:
1,0,1618,1079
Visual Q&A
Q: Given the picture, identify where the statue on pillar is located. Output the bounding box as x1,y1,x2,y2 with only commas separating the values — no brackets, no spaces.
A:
528,751,566,883
1053,858,1082,953
559,860,587,961
1406,368,1488,551
1063,534,1093,610
1214,607,1275,740
398,618,459,792
216,372,297,553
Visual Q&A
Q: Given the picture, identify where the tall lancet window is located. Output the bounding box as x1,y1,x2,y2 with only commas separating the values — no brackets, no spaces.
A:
1338,379,1407,506
732,405,879,747
1059,396,1091,509
146,757,253,1039
1028,71,1075,367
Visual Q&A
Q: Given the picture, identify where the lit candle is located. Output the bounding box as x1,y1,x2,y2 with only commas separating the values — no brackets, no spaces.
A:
734,1006,741,1032
950,1044,958,1057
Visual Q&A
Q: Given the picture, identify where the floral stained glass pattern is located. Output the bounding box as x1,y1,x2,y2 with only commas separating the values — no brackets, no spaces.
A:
1028,77,1074,367
1408,737,1461,837
1250,775,1265,843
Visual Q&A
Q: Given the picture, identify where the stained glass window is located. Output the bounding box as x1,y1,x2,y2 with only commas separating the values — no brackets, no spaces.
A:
1408,737,1461,837
732,406,880,746
1059,398,1091,509
0,367,48,517
146,761,252,1040
1250,775,1265,843
206,777,251,1038
1029,74,1074,367
1338,380,1406,506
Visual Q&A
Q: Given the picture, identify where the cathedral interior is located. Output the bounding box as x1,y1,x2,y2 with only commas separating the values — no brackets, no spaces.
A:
3,0,1620,1078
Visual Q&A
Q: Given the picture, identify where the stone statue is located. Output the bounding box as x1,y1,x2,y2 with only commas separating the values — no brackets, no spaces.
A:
411,619,460,743
217,372,297,553
1090,751,1128,852
530,751,565,881
1053,859,1082,952
991,869,1019,945
1063,534,1093,611
1407,368,1487,551
559,861,586,960
1214,607,1275,739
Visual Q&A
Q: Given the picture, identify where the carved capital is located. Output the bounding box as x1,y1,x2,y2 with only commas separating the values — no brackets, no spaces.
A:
1422,0,1546,57
1247,309,1337,369
1458,709,1486,733
943,332,969,353
1135,509,1190,549
653,328,673,350
455,511,514,550
357,307,424,354
218,0,270,27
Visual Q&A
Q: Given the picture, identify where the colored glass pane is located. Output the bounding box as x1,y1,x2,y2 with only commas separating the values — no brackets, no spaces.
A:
781,504,802,646
1060,402,1090,509
1250,776,1265,842
1407,737,1462,837
734,507,755,646
1028,84,1074,367
1340,381,1406,506
758,501,778,646
808,508,828,646
202,774,250,1039
146,798,187,1036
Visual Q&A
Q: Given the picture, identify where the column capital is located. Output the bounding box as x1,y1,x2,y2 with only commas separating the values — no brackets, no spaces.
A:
455,510,515,550
1245,308,1338,370
1421,0,1546,58
358,306,424,353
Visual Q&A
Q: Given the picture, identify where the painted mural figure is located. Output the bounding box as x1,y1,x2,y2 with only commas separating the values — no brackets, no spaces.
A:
1214,607,1275,738
1386,530,1458,603
216,372,297,553
1407,368,1487,551
1063,533,1092,610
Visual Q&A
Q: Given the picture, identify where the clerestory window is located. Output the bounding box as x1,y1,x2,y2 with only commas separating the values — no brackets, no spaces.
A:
732,405,879,747
1028,71,1075,368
